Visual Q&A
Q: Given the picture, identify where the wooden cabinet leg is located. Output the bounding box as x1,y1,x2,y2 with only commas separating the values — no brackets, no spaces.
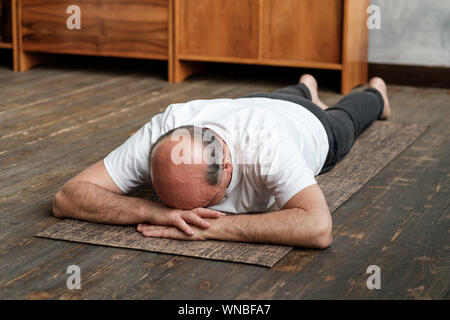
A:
12,0,19,71
15,0,52,71
341,0,369,94
341,62,368,95
171,59,203,83
18,51,51,71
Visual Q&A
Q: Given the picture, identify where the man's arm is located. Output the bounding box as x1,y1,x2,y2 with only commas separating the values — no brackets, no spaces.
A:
53,161,224,235
138,183,333,249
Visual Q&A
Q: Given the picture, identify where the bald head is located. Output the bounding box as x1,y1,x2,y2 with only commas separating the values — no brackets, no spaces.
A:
150,126,231,210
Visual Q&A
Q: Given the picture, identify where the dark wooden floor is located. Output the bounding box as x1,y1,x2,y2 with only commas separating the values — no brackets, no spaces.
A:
0,55,449,300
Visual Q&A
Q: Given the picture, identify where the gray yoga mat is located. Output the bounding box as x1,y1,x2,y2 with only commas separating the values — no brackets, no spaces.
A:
36,121,427,267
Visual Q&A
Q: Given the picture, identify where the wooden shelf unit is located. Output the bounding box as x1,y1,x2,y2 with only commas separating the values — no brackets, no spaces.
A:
14,0,369,93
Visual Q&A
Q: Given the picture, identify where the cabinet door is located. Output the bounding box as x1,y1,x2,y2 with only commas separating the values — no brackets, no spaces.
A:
261,0,343,64
21,0,169,59
177,0,259,59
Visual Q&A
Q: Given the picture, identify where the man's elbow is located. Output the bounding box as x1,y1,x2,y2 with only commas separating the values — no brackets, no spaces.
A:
52,187,67,218
313,214,333,249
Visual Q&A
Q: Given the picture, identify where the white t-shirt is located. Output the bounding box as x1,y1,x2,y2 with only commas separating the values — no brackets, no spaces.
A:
104,97,329,213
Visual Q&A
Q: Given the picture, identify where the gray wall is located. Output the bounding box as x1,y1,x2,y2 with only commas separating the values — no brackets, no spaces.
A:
369,0,450,67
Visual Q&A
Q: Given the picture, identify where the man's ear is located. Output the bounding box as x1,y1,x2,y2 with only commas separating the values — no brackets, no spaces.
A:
223,153,232,169
223,161,232,171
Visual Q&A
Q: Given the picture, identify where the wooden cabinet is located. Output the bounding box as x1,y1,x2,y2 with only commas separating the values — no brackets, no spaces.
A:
14,0,369,93
174,0,369,94
17,0,171,71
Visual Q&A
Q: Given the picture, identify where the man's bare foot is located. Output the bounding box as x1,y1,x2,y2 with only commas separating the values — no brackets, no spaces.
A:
368,77,391,120
299,74,329,110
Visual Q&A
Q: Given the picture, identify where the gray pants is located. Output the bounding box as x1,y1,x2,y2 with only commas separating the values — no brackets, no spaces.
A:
240,84,384,174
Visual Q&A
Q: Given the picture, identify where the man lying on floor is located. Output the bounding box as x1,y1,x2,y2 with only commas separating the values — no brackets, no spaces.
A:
53,75,391,249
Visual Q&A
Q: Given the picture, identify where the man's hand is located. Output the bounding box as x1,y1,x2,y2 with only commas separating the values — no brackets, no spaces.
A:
138,214,228,240
137,223,208,240
137,184,333,249
145,207,225,236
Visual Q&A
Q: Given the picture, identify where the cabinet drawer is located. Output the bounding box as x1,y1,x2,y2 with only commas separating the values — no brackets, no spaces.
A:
261,0,343,64
21,0,169,59
177,0,260,59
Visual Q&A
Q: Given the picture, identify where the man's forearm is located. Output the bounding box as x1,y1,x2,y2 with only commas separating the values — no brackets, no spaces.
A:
53,181,166,224
206,208,332,248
